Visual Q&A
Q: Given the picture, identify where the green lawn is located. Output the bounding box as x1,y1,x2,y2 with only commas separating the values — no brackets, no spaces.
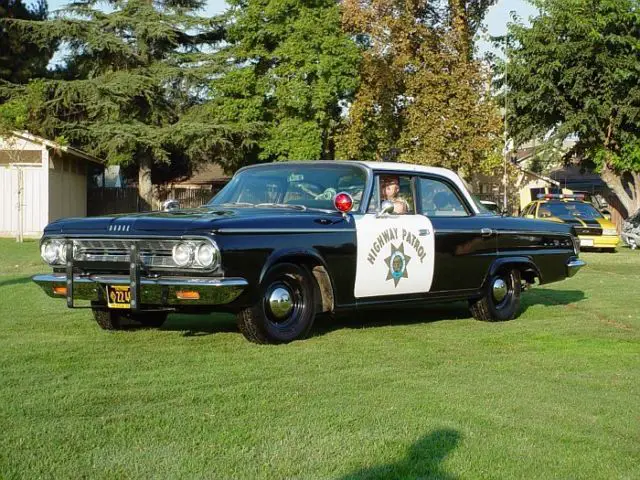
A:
0,239,639,479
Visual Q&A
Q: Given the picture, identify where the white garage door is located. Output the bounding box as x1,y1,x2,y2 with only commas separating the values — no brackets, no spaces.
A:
0,166,48,237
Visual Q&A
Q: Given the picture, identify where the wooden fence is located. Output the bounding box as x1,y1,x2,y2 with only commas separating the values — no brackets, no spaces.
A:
87,187,221,216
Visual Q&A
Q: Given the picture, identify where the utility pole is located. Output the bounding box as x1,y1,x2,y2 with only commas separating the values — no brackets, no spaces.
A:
502,35,510,213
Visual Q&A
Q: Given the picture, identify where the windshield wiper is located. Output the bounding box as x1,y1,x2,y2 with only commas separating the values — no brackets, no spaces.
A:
255,203,307,211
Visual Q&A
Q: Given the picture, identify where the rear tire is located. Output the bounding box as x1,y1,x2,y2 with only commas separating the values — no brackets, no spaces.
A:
237,263,316,344
470,269,521,322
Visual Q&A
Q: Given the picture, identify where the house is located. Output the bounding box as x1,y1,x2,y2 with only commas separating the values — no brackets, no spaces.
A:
0,131,104,239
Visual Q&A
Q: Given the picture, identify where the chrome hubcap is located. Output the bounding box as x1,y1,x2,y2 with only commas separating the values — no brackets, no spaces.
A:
492,278,508,303
268,287,293,319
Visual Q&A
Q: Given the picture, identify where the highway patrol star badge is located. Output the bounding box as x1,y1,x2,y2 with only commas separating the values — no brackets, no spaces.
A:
384,242,411,287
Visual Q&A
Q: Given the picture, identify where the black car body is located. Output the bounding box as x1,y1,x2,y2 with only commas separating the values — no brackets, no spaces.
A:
33,161,586,343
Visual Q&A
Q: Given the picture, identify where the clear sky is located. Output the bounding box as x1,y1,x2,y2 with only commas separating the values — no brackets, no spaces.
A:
46,0,538,54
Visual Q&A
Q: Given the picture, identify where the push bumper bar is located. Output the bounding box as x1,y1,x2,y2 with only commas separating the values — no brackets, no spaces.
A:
32,273,248,307
566,257,586,277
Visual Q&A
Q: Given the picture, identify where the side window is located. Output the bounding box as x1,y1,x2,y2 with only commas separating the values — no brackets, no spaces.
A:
367,174,415,214
418,177,469,217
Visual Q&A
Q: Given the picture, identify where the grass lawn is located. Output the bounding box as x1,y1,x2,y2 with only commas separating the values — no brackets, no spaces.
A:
0,238,639,479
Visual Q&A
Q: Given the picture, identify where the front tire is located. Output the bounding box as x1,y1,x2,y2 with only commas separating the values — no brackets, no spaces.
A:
470,269,521,322
91,303,168,330
237,263,316,344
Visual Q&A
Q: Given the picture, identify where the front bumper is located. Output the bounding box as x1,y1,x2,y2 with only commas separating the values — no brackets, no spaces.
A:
566,257,586,277
578,234,619,249
32,273,247,307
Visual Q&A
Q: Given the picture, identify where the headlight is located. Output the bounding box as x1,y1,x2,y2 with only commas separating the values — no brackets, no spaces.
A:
603,228,617,236
195,242,219,268
40,239,67,265
172,242,195,267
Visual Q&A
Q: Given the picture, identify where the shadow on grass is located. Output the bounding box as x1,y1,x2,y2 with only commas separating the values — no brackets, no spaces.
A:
521,288,586,313
339,429,461,480
131,289,586,338
0,276,33,289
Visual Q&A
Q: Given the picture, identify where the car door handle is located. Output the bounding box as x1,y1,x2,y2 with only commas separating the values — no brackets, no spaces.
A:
481,228,494,238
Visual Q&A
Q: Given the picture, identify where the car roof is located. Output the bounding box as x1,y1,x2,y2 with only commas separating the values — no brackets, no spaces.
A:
237,160,480,214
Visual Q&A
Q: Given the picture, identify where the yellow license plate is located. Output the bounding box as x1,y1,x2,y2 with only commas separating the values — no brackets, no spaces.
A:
107,285,131,309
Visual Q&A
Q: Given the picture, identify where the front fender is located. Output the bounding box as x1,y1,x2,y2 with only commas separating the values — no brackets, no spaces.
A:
258,247,330,284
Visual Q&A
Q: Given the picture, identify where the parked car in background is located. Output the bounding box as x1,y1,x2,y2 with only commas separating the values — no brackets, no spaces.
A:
622,209,640,250
521,194,619,251
33,161,585,344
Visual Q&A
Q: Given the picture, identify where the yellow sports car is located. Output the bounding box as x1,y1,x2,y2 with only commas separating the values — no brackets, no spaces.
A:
521,194,619,251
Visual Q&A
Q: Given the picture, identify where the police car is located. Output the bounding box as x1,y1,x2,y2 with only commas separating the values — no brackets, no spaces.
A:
521,194,619,251
33,162,585,344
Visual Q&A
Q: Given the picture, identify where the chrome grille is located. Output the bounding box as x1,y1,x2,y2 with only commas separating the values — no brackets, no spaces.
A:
72,238,182,268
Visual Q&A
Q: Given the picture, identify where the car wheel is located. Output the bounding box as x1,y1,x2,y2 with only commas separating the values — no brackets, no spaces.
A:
469,269,521,322
237,263,316,344
91,302,124,330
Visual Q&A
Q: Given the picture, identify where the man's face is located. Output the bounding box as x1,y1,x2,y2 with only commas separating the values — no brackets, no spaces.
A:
382,178,400,199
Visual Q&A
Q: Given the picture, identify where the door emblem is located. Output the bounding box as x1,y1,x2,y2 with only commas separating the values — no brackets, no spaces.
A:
385,243,411,287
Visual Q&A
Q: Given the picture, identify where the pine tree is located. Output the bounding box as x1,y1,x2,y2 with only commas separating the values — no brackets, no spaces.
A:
0,0,51,85
0,0,226,206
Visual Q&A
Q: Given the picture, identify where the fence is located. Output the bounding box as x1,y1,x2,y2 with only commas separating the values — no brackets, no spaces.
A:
87,187,221,216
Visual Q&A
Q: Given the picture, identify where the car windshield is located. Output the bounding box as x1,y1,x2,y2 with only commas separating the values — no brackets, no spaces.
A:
539,201,603,220
208,163,368,211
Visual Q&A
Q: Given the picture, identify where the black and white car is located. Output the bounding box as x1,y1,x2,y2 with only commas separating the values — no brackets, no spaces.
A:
33,161,586,343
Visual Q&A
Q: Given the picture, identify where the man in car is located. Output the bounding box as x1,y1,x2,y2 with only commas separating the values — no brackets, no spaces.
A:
380,175,409,214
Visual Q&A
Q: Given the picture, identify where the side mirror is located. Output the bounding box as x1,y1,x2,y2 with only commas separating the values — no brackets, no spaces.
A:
162,199,180,212
377,200,395,217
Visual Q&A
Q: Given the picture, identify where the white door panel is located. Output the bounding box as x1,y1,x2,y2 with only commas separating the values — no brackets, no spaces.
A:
353,214,435,298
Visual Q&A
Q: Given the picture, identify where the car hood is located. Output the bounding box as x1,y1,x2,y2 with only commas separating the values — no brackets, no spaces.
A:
44,206,349,236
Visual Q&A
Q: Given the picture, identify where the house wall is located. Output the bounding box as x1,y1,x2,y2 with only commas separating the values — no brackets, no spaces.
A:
48,152,87,222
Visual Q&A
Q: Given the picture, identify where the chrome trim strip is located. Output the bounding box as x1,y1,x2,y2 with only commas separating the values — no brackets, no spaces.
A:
215,228,350,234
496,230,573,237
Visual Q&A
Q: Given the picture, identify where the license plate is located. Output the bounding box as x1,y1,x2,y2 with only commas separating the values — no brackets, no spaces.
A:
580,239,594,247
107,285,131,309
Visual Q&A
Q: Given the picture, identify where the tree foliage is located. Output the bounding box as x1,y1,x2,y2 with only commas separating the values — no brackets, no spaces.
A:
338,0,501,175
190,0,361,169
0,0,227,204
503,0,640,214
0,0,52,85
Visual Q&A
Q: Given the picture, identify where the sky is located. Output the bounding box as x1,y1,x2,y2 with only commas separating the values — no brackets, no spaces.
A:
45,0,539,55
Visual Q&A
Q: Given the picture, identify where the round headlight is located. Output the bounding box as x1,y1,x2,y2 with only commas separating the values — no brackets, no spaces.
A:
41,240,60,265
172,242,194,267
195,242,219,268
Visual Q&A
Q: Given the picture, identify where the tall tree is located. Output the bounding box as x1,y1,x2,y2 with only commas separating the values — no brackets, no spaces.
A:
0,0,226,205
503,0,640,215
0,0,52,84
195,0,361,168
339,0,500,174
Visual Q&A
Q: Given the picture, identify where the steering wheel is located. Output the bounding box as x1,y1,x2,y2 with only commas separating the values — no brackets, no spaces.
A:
297,182,325,198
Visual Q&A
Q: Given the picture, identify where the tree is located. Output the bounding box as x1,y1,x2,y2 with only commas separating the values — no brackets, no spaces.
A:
0,0,227,206
339,0,501,175
0,0,52,84
503,0,640,215
196,0,361,168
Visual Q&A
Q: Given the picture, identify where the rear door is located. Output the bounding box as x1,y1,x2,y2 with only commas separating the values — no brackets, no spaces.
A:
416,176,497,292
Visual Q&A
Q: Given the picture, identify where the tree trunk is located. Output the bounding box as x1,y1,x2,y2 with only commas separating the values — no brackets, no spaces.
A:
600,166,640,217
138,155,155,211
